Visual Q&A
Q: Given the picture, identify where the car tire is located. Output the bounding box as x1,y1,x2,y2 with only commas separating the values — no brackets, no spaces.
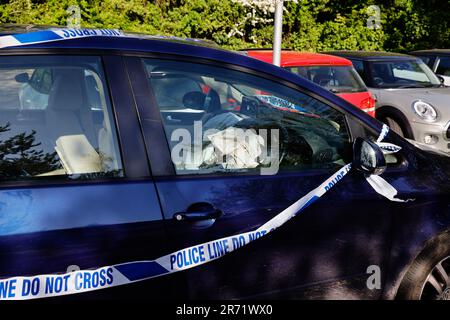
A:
377,107,415,139
396,231,450,300
383,116,405,138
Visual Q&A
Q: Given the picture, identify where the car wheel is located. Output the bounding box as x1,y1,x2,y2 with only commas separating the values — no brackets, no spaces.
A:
397,232,450,300
383,116,405,137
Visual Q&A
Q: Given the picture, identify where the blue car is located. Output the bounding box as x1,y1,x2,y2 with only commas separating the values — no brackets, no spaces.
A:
0,26,449,301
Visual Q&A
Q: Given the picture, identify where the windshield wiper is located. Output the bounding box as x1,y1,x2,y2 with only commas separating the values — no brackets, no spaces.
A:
396,84,428,89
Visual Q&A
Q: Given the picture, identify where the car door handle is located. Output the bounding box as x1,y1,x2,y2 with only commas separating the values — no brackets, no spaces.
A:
166,115,181,122
174,208,222,222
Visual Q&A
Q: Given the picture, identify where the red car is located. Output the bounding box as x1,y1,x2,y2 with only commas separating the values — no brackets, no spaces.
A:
245,50,376,117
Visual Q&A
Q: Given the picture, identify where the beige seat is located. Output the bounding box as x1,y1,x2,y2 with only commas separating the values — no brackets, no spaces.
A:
55,134,101,174
45,68,97,150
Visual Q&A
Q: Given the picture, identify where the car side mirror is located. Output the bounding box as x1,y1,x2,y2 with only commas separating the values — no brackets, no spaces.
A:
353,137,386,175
15,73,30,83
437,75,445,84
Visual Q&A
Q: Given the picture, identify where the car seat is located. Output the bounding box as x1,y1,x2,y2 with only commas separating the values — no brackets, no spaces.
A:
313,73,333,87
182,89,222,123
45,68,97,149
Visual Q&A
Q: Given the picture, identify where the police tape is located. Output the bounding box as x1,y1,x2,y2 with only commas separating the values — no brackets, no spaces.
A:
0,124,408,300
0,29,124,49
0,28,209,50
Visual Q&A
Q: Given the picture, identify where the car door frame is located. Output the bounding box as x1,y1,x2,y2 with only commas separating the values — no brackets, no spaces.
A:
0,49,181,299
123,53,403,299
122,53,386,177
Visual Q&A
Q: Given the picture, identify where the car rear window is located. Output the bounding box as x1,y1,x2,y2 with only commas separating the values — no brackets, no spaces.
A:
285,66,367,93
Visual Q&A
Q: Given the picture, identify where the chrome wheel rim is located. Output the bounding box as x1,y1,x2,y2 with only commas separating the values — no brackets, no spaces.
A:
420,256,450,300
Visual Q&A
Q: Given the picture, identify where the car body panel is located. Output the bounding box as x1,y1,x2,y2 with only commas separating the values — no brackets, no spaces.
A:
153,171,393,299
370,86,450,153
381,148,450,299
336,91,375,117
245,50,352,67
0,182,162,236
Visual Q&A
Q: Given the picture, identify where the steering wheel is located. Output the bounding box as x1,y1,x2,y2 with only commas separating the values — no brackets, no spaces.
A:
373,77,384,86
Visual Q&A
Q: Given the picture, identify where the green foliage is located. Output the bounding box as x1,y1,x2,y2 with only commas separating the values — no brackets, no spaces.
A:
0,0,449,53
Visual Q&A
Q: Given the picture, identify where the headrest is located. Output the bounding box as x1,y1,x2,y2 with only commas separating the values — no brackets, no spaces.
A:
48,68,85,111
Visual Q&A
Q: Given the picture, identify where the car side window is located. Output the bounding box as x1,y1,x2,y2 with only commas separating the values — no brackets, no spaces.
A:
143,59,352,175
0,56,123,181
350,59,365,80
436,56,450,76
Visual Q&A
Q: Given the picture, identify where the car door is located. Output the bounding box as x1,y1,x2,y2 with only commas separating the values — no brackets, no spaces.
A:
0,53,176,300
124,55,407,300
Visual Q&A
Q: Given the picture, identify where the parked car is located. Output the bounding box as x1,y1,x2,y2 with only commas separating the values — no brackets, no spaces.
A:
244,50,376,117
1,27,450,301
411,49,450,86
327,51,450,153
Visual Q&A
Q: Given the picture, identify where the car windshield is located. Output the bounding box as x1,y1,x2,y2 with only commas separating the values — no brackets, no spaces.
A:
369,59,441,88
285,65,367,93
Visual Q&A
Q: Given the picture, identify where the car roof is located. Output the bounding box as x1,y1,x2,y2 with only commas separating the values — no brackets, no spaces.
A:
410,49,450,55
325,50,418,61
244,50,353,67
0,24,220,48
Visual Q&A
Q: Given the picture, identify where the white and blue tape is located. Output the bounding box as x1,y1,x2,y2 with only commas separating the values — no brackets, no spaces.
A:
0,29,124,49
0,28,213,50
0,125,407,300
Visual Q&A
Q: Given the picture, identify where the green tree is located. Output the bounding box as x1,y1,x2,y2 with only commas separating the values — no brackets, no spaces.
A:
0,123,59,179
0,0,449,53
